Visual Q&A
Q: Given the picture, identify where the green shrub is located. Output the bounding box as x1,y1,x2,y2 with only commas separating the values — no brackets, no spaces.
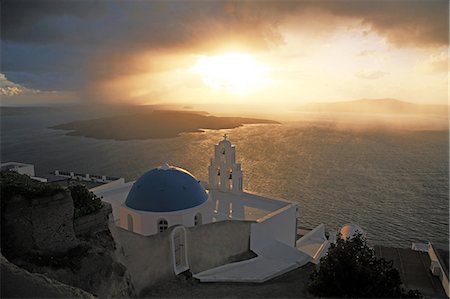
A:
69,184,103,219
308,233,422,298
0,171,64,205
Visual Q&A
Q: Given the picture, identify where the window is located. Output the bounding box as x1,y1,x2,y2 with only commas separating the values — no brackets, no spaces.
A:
158,219,168,233
194,213,202,226
127,214,134,232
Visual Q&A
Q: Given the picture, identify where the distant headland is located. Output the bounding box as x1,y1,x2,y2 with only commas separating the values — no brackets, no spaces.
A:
51,110,279,140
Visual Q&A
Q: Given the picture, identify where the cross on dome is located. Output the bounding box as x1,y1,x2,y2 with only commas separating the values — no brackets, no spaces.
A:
223,134,228,140
160,163,171,170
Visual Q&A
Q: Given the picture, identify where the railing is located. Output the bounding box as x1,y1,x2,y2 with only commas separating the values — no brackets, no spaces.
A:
53,170,122,183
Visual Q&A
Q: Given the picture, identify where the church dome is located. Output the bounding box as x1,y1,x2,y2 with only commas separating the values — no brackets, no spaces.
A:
340,223,366,240
125,164,208,212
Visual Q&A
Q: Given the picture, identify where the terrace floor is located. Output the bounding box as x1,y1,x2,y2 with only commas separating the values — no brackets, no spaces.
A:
375,246,447,298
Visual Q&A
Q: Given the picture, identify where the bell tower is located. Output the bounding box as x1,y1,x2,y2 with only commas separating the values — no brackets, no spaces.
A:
208,134,243,193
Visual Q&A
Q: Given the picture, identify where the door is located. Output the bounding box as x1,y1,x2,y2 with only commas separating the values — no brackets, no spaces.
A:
171,226,189,274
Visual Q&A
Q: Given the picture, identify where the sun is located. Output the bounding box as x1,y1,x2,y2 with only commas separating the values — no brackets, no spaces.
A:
191,52,269,94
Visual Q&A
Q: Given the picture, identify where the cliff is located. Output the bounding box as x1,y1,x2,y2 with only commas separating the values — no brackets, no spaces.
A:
0,172,135,298
2,200,135,298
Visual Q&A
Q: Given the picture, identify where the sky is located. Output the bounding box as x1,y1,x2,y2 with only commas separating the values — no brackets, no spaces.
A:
1,0,449,113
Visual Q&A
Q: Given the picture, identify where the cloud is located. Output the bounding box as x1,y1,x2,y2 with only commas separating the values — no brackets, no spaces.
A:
417,51,449,73
357,50,378,57
0,73,33,96
355,70,389,80
311,0,449,48
0,0,448,103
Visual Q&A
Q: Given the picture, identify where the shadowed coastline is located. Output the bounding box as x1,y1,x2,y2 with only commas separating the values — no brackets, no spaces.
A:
51,110,280,140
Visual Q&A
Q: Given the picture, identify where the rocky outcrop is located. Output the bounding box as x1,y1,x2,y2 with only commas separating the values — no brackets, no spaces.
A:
74,203,112,237
1,254,94,298
3,198,135,298
2,191,78,256
14,228,135,298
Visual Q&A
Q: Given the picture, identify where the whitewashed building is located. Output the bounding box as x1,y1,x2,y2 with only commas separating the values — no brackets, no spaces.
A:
92,136,330,283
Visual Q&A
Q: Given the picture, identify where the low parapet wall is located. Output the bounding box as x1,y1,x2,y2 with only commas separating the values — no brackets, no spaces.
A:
251,204,298,253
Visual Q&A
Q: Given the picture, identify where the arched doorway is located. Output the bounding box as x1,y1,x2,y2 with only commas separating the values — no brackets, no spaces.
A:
171,226,189,274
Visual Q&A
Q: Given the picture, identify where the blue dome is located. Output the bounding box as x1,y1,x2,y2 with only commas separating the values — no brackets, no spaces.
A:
125,165,208,212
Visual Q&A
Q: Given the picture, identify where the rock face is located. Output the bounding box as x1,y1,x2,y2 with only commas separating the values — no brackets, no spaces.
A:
16,228,135,298
2,191,78,256
74,204,112,237
1,254,94,299
2,195,135,298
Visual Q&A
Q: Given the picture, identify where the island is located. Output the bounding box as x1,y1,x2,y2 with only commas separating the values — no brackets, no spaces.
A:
51,110,280,140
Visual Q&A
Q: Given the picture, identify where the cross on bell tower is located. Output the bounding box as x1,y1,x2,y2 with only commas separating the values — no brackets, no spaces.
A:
208,135,243,193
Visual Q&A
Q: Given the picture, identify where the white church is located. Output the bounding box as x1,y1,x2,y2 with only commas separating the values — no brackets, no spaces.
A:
118,135,245,235
90,136,331,284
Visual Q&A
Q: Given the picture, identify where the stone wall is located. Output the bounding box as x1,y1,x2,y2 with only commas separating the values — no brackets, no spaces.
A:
2,191,78,256
74,203,112,237
110,219,254,295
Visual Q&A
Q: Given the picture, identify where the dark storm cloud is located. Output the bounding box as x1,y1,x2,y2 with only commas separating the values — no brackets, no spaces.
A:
1,0,448,93
1,0,108,44
1,0,285,91
1,1,282,49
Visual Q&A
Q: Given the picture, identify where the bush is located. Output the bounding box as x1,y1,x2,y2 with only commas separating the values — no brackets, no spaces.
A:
308,233,422,298
0,171,64,205
69,184,103,219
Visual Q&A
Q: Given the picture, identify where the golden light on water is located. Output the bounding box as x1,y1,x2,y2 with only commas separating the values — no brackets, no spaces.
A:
191,52,270,95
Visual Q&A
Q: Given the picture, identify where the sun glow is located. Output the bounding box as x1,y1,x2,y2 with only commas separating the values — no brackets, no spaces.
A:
192,52,269,94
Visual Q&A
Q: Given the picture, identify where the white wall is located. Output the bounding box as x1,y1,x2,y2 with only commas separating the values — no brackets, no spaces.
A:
250,204,297,253
92,181,134,220
110,219,253,295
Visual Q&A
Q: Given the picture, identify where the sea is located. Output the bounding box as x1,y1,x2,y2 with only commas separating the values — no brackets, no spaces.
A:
1,108,448,248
